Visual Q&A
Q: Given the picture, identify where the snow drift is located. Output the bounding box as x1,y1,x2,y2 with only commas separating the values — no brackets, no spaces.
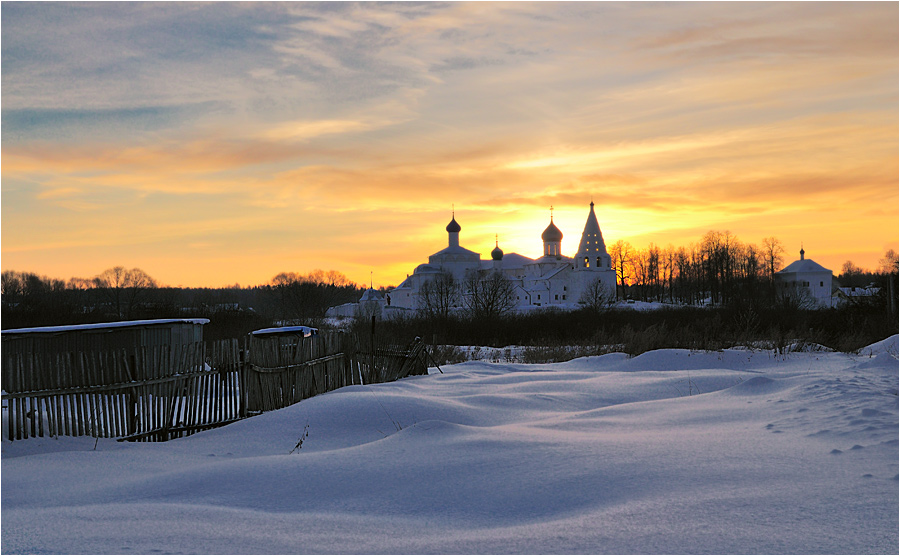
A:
2,337,898,554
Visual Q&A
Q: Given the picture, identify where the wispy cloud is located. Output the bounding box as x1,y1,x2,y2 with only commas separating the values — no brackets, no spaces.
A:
2,2,896,286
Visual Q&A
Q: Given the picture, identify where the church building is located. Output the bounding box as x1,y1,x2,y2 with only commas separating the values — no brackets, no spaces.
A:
774,247,834,307
388,202,618,313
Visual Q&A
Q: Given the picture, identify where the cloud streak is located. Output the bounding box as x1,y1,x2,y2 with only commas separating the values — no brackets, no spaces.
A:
2,2,897,287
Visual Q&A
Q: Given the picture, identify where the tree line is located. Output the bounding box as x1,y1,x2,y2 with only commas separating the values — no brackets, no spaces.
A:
608,233,898,309
3,232,897,346
1,267,363,340
372,298,898,359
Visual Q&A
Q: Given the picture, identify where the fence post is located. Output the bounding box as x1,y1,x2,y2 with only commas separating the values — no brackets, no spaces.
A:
370,315,376,384
239,336,248,418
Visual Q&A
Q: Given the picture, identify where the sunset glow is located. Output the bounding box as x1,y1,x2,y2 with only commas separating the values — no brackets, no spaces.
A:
3,2,897,288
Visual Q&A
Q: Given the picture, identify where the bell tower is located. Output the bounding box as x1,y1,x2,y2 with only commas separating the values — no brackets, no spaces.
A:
575,200,610,270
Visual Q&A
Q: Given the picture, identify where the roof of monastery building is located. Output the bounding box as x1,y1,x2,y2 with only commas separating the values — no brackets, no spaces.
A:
576,201,606,254
445,215,461,233
491,239,504,261
779,248,832,274
541,218,564,243
431,244,480,258
359,288,384,302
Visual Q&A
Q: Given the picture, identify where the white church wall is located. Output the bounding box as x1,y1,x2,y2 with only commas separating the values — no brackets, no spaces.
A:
776,270,833,307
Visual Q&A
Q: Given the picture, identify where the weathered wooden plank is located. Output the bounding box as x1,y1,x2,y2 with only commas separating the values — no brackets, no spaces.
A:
43,394,55,438
55,354,66,436
4,354,13,440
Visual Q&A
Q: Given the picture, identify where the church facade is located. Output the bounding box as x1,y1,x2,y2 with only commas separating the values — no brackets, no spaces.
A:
387,202,618,313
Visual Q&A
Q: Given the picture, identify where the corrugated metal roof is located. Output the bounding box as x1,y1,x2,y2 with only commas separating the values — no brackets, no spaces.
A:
251,326,318,337
2,318,210,336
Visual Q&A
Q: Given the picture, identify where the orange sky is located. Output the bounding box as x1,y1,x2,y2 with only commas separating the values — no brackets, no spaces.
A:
2,2,897,288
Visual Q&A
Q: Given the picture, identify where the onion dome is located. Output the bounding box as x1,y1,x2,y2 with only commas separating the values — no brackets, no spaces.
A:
446,215,461,233
491,238,504,261
541,219,563,243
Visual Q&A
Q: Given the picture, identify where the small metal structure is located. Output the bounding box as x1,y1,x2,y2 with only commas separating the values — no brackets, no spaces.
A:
2,318,208,356
250,325,318,338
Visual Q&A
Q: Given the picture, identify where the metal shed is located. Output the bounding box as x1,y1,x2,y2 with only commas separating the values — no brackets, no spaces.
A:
1,318,209,356
2,319,216,442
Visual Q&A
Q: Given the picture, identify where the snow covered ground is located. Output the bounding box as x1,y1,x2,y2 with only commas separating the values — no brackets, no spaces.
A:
2,337,898,554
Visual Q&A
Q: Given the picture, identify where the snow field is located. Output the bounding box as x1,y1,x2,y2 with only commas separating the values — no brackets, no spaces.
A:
2,337,898,554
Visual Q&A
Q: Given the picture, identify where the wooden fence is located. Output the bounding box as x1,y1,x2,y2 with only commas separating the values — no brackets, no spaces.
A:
2,339,242,442
244,332,356,414
243,331,427,414
2,331,426,442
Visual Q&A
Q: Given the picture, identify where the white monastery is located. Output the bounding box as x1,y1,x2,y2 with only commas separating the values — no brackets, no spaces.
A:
327,207,839,319
327,202,618,318
387,202,617,313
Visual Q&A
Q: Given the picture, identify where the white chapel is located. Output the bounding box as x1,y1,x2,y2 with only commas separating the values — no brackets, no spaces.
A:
774,247,834,307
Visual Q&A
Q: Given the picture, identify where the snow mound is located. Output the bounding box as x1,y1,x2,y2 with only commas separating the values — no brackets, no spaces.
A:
2,341,897,555
784,341,833,352
852,351,900,372
722,376,791,396
858,334,899,357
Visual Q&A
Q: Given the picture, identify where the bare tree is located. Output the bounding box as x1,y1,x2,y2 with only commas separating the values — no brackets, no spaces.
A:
840,261,866,288
878,249,899,275
610,239,633,300
778,281,819,311
271,272,319,323
878,249,899,316
762,237,785,281
418,271,460,321
661,245,677,303
580,279,616,313
463,269,516,320
631,248,649,301
93,266,158,319
647,243,661,301
306,269,356,288
267,270,362,323
93,267,127,318
1,270,24,300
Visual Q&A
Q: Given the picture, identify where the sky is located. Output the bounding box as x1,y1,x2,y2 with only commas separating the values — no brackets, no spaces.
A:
2,1,897,288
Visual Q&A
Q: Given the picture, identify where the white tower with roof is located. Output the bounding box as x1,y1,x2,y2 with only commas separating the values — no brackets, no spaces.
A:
574,201,611,270
774,247,833,307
